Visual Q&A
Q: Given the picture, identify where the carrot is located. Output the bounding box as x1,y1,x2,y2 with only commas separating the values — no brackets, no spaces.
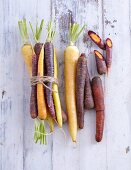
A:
64,23,86,142
52,48,63,127
18,19,33,77
76,53,87,129
84,69,94,110
30,54,38,119
37,47,47,120
88,30,106,50
92,77,105,142
106,38,113,74
44,22,56,118
94,50,107,75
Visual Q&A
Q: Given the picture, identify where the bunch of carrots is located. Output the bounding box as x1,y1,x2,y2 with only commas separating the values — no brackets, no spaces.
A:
18,19,112,144
65,26,112,142
18,19,67,144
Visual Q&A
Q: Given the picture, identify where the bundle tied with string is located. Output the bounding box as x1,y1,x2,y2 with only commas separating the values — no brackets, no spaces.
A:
30,75,58,92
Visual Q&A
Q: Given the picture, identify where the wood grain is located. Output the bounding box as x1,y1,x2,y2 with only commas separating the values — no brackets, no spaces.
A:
0,0,131,170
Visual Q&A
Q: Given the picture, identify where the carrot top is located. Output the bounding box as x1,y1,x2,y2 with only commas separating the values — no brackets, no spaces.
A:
34,119,47,145
18,18,29,44
46,21,55,42
69,23,86,45
29,19,44,43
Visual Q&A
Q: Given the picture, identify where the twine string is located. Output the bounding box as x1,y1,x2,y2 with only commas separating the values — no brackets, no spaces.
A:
31,76,58,92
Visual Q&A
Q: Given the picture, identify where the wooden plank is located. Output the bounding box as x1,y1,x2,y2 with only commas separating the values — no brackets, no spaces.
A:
51,1,80,170
0,0,24,169
77,1,107,170
18,0,53,170
103,0,131,169
51,0,107,170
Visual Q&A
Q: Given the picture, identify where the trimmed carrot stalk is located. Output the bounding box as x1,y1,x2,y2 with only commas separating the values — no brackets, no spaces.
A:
76,53,87,129
64,23,86,142
30,54,38,119
88,30,106,50
84,70,94,109
106,38,113,74
37,46,47,120
94,50,107,75
62,110,68,123
18,19,33,77
52,49,62,127
92,77,105,142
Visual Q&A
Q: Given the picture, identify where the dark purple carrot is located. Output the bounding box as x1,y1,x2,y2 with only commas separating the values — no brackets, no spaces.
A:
106,38,113,74
92,77,105,142
44,21,56,118
94,50,107,75
76,53,87,129
84,69,94,110
30,54,38,119
30,34,43,119
88,30,106,50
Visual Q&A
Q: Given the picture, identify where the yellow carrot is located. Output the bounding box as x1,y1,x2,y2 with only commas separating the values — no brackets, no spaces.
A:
52,49,62,127
21,44,33,76
64,23,86,142
18,19,33,77
37,47,47,120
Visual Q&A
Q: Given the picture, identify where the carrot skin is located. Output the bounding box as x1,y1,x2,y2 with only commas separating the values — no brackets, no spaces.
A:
30,54,38,119
37,46,47,120
44,42,55,118
88,30,106,50
84,70,94,109
30,43,43,119
76,53,87,129
92,77,105,142
94,50,107,75
21,44,33,77
34,43,43,56
106,38,112,73
64,45,79,142
96,111,104,142
53,49,62,126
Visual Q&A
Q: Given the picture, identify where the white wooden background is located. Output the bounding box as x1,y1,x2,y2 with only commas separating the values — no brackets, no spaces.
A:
0,0,131,170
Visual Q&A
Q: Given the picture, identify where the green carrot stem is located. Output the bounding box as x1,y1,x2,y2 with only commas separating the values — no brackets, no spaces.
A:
68,23,86,45
29,19,44,43
46,21,55,42
18,18,29,44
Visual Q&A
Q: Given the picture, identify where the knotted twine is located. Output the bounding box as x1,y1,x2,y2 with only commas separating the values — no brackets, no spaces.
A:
30,75,58,92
